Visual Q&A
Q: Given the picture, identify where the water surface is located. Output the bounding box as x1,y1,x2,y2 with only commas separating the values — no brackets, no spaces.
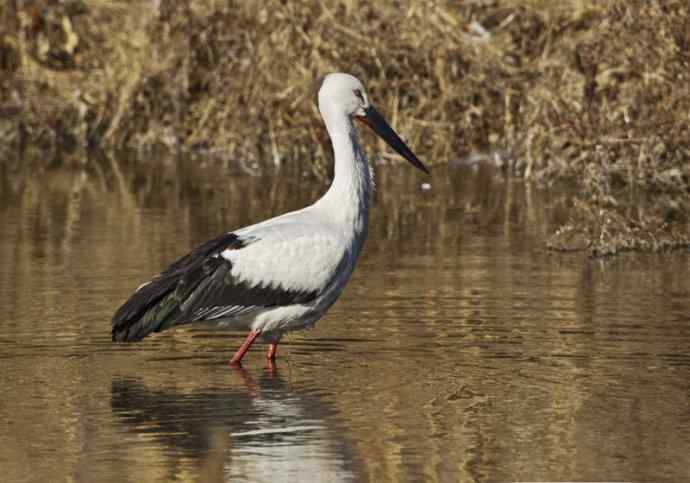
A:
0,155,689,482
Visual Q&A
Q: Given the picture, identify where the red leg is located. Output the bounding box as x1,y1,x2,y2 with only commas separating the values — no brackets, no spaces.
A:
267,343,278,361
229,330,260,365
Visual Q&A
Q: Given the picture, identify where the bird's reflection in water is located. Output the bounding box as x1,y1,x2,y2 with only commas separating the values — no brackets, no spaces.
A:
111,367,360,482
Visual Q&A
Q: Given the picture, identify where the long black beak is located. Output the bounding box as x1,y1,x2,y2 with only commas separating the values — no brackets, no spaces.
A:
359,105,429,174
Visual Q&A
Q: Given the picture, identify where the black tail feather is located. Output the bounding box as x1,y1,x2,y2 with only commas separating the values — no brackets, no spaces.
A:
111,232,244,342
111,277,181,341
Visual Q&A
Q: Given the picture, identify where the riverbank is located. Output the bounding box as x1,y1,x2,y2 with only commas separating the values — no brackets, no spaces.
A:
1,0,688,255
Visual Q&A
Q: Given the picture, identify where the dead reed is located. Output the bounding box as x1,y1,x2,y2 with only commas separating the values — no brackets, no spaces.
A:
1,0,688,254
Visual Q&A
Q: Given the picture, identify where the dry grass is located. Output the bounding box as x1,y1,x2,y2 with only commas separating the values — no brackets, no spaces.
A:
1,0,689,255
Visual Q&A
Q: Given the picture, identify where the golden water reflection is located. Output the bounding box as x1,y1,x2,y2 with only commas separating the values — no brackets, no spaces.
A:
0,153,688,482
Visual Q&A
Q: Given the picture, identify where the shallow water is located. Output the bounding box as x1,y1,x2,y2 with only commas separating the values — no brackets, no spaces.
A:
1,155,689,482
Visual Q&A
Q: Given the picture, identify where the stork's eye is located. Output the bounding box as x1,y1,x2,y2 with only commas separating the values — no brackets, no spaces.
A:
353,89,364,102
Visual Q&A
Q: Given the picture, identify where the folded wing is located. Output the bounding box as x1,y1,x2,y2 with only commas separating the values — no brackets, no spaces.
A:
112,226,343,342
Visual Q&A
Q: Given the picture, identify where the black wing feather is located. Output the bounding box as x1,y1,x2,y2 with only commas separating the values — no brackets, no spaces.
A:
111,232,318,342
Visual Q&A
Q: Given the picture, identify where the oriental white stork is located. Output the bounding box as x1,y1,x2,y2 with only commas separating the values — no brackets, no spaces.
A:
111,73,429,365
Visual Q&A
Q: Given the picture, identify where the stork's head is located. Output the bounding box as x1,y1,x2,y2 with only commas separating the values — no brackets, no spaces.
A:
318,73,429,174
318,73,370,117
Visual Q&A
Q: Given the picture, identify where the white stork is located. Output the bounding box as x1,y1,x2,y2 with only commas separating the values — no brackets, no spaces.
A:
111,73,429,364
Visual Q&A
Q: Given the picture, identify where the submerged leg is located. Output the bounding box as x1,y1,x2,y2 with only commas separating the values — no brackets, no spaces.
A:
267,343,278,361
229,330,260,365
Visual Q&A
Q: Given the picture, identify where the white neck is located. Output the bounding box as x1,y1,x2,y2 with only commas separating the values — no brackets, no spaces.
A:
314,108,373,238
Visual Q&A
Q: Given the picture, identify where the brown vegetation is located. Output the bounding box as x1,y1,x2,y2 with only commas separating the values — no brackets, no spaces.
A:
0,0,688,255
